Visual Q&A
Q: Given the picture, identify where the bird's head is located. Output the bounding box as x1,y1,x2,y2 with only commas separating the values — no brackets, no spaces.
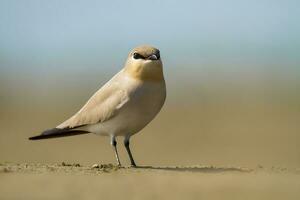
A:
124,45,164,81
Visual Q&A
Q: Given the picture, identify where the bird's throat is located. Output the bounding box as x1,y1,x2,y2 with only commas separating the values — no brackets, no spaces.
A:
124,62,164,82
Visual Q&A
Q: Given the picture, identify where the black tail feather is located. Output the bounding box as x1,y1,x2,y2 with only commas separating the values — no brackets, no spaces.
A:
29,128,90,140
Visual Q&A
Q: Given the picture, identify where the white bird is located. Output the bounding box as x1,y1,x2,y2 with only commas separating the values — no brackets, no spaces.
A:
29,45,166,167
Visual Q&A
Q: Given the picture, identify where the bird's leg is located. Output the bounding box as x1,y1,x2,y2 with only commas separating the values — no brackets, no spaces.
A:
124,136,137,167
110,136,121,167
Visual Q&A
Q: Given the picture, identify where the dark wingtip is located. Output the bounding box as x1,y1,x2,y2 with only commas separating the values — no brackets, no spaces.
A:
28,128,90,140
28,135,42,140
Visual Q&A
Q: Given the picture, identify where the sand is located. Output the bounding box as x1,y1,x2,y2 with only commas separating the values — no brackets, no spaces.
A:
1,163,299,200
1,69,300,200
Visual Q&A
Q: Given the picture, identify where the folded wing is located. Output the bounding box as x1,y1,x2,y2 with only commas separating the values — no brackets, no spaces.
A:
57,78,129,129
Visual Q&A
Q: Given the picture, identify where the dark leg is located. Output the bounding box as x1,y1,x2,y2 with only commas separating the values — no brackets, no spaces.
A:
110,136,121,166
124,136,137,167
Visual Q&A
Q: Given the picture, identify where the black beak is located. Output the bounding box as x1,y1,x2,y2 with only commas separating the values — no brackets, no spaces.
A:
147,54,159,60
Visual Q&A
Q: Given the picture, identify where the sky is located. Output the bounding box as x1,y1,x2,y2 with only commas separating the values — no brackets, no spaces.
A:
0,0,299,76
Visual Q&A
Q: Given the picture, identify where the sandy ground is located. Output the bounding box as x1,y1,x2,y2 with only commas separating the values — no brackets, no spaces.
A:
1,70,300,200
1,163,300,200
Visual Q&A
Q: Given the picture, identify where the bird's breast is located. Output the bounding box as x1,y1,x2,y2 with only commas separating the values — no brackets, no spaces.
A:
90,74,166,136
114,77,166,135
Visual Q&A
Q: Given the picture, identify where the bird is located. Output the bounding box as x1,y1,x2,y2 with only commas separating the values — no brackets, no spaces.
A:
29,45,166,167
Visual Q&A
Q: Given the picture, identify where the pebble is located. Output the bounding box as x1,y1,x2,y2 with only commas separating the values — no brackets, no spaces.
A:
92,164,100,169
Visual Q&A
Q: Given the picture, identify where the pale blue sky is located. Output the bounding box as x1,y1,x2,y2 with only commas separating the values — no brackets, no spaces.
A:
0,0,299,74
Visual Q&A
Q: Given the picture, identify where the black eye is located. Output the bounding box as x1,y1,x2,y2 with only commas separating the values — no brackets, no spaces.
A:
133,52,145,59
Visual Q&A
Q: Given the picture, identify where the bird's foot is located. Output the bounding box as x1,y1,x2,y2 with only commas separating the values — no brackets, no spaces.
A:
130,164,137,168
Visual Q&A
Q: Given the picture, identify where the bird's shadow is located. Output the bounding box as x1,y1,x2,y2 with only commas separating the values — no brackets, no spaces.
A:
132,165,252,173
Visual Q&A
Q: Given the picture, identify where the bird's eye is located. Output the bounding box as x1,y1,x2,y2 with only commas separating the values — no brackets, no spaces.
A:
133,52,145,59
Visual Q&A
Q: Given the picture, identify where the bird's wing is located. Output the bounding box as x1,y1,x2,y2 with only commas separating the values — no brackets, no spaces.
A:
57,76,129,129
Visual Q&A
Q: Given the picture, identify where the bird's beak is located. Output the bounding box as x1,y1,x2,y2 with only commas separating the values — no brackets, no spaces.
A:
147,54,158,60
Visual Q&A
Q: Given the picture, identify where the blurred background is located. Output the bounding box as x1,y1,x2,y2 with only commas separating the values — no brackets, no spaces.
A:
0,0,299,168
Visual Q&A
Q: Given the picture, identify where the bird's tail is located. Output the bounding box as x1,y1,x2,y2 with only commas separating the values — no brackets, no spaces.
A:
28,127,90,140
